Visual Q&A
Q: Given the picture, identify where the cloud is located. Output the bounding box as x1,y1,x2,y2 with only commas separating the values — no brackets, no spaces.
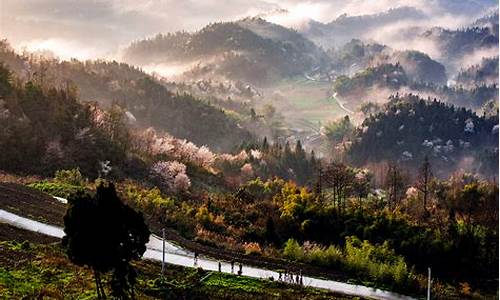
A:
17,38,102,61
0,0,496,60
457,46,499,69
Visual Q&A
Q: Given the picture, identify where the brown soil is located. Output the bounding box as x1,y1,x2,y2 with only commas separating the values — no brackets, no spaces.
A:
0,182,66,226
0,222,59,244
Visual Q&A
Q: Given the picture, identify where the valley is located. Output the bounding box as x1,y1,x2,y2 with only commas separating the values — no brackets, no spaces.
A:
0,1,498,299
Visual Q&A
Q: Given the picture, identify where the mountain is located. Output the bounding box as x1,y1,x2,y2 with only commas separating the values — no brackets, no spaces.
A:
420,24,499,74
122,18,331,85
383,50,447,85
332,60,497,111
0,63,125,176
333,63,408,101
0,40,252,152
301,7,427,49
328,39,447,84
327,39,389,75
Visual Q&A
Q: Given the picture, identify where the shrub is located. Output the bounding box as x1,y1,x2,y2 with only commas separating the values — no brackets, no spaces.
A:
54,168,87,186
283,239,303,261
125,186,175,212
344,236,410,286
307,244,343,267
282,237,412,289
244,242,262,255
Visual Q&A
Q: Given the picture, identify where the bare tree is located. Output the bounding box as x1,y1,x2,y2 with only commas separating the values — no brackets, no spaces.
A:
385,163,406,210
322,161,355,213
416,156,433,216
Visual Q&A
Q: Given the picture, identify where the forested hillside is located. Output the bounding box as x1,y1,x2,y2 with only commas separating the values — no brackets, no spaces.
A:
328,40,447,85
420,24,498,72
348,94,498,177
0,41,252,152
0,63,126,176
456,56,499,87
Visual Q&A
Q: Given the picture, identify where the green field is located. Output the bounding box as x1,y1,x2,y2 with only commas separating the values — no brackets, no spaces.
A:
262,77,348,131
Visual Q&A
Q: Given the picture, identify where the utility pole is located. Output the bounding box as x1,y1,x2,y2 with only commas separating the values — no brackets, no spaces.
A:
316,165,323,203
162,228,166,276
427,267,431,300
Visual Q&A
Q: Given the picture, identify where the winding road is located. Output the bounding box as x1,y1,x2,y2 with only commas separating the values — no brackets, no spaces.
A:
332,92,354,115
302,73,354,115
0,198,416,300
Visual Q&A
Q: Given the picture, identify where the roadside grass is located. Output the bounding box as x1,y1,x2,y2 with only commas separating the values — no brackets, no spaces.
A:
0,237,360,300
201,272,355,299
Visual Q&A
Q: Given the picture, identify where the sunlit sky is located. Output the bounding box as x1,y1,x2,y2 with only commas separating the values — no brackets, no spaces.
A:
0,0,496,60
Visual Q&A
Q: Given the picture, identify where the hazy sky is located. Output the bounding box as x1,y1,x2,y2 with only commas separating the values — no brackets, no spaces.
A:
0,0,496,60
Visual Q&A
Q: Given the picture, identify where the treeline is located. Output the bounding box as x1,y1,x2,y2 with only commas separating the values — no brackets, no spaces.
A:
456,56,499,88
240,138,318,186
409,80,498,110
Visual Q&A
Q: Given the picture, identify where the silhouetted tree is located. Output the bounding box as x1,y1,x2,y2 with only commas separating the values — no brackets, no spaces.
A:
62,182,150,299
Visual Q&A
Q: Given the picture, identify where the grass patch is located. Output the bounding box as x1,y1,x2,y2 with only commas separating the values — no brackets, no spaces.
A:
203,272,267,294
262,77,343,126
28,181,86,198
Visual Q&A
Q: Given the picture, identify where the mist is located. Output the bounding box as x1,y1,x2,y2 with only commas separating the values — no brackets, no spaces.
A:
2,0,497,61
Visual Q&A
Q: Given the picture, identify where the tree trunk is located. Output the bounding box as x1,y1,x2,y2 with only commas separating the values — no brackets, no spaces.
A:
94,269,102,300
94,269,107,300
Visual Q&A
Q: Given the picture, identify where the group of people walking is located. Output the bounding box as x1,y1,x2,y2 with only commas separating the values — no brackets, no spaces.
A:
194,252,304,286
278,270,304,286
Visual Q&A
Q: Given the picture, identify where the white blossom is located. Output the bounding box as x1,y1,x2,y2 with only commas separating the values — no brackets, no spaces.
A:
422,140,433,148
151,161,191,192
406,187,418,198
99,160,112,177
401,151,413,161
492,124,499,134
241,163,254,177
250,149,262,159
464,118,475,133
